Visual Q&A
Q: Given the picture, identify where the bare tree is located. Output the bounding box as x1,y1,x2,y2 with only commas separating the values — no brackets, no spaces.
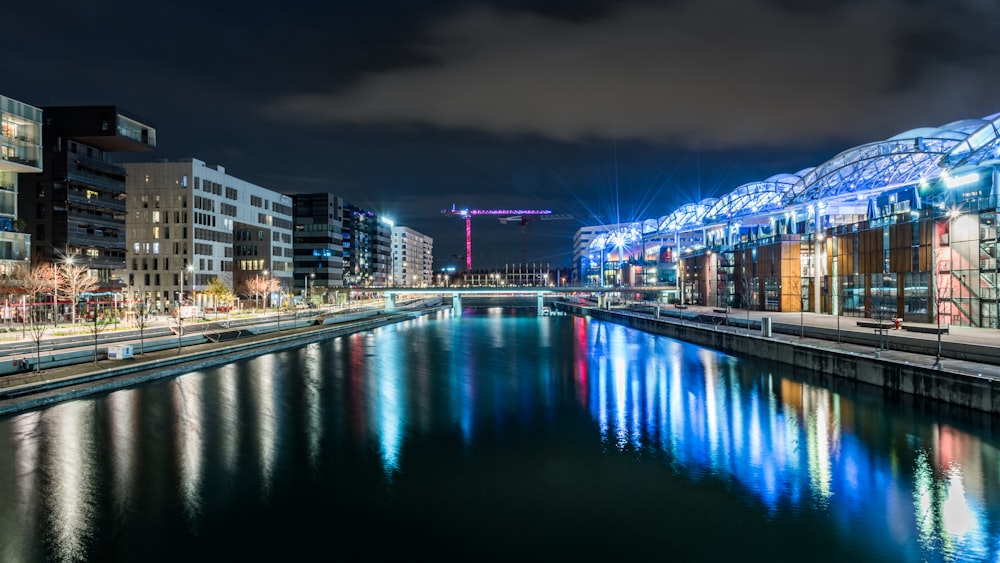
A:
27,263,59,325
133,300,152,355
240,275,271,311
87,311,110,364
61,262,99,325
24,307,48,372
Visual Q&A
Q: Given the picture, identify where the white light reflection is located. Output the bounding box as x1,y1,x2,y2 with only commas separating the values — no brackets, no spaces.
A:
372,329,406,477
216,364,240,474
251,356,280,497
107,390,139,518
302,345,324,471
805,388,833,505
43,401,98,563
940,467,988,560
172,374,205,522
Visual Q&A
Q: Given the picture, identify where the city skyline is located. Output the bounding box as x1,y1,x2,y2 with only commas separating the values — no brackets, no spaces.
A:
8,0,1000,269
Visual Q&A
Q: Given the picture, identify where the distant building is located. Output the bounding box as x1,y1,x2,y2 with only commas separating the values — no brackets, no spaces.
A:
18,105,156,288
0,95,40,270
123,158,293,312
291,193,345,298
390,225,433,287
342,203,391,287
572,225,613,284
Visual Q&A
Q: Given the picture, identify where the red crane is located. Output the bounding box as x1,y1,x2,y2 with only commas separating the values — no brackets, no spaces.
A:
442,205,572,271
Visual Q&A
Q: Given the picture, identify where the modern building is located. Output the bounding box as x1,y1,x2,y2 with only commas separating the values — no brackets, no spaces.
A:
291,192,345,299
122,158,293,312
342,203,391,287
0,95,40,271
18,106,156,288
583,111,1000,328
390,225,433,287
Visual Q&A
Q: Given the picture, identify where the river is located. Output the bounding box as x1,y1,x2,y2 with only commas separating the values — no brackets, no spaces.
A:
0,308,997,562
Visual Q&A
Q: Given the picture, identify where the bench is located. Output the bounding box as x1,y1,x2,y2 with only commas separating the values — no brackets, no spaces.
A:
712,308,729,314
856,320,894,329
901,324,949,335
674,304,688,309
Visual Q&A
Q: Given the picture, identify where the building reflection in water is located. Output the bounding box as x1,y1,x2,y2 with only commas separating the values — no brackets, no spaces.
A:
574,318,997,560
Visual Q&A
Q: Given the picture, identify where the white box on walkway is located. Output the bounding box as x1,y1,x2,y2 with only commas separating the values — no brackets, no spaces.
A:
108,344,134,360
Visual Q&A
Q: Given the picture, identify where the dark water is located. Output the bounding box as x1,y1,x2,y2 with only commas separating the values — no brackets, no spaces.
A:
1,308,999,562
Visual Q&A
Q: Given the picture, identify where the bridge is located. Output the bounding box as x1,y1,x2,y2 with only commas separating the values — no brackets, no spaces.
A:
362,285,676,315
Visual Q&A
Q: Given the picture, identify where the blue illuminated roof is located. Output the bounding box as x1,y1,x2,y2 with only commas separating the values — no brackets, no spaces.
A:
783,116,992,206
705,172,803,222
657,199,718,233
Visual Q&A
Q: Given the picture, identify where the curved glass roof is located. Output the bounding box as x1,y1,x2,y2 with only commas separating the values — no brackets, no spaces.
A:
945,113,1000,168
657,199,717,233
705,172,802,222
782,118,990,206
584,111,1000,260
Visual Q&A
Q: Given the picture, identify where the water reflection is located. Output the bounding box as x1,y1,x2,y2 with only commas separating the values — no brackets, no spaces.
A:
577,318,1000,561
172,374,205,523
1,312,999,561
43,401,97,562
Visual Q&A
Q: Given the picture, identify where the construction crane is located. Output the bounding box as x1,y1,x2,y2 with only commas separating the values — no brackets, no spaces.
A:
442,205,573,271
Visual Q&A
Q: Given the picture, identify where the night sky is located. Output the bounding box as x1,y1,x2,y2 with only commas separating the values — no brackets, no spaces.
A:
9,0,1000,271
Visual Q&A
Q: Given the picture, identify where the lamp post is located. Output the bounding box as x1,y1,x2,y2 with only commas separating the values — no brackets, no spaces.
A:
177,263,194,354
62,254,77,325
262,269,269,311
182,263,194,307
52,261,58,328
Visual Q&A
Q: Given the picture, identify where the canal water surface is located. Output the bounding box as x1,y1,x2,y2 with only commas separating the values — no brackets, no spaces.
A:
0,308,998,562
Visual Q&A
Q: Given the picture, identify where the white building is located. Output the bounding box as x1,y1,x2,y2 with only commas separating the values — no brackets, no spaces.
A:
390,225,433,287
0,95,41,268
123,158,293,312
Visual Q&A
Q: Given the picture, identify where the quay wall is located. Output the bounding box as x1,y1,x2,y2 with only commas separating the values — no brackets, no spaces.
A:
560,304,1000,416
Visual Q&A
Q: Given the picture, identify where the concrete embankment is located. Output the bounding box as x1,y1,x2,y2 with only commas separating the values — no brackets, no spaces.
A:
560,303,1000,416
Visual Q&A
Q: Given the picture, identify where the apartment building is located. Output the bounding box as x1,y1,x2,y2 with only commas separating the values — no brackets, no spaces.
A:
342,203,391,287
19,106,156,287
291,193,345,298
390,225,433,287
123,158,293,312
0,95,39,270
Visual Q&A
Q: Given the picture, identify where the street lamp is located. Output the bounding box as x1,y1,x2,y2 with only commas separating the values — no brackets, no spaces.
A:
181,263,194,307
263,269,269,310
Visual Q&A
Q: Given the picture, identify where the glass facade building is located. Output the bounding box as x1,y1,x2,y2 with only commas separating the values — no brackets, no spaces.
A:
583,112,1000,327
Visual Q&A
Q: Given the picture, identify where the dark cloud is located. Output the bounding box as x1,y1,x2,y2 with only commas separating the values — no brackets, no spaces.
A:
9,0,1000,271
269,0,1000,147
